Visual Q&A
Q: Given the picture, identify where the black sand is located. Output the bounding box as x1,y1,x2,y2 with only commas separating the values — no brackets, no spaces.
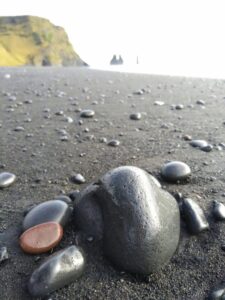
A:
1,67,225,299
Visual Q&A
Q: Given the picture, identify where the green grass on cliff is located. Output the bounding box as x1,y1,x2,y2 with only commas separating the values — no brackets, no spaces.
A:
0,15,81,66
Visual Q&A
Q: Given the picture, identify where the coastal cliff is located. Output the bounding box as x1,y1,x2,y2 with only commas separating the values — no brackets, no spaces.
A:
0,15,85,66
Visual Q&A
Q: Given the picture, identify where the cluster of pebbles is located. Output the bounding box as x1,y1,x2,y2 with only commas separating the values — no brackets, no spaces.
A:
2,69,225,299
1,157,225,298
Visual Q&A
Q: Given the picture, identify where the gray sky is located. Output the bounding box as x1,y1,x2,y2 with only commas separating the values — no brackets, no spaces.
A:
1,0,225,77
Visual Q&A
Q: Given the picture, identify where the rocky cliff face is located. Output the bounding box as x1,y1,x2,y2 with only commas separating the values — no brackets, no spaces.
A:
0,16,85,66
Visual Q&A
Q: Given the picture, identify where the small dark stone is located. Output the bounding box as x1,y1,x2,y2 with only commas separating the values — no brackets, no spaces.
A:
14,126,25,132
68,190,80,202
99,137,107,143
0,172,16,188
161,161,191,182
213,201,225,220
175,104,184,110
0,247,9,263
55,111,64,116
183,135,192,141
201,144,213,152
208,287,225,300
196,99,205,105
190,140,208,148
108,140,120,147
181,198,209,234
70,174,86,184
24,99,33,104
154,101,164,106
28,246,85,297
133,89,144,95
80,109,95,118
60,136,69,141
130,113,142,120
23,200,71,231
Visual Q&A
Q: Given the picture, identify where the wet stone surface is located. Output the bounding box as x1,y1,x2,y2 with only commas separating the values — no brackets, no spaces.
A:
0,172,16,188
161,161,191,182
28,245,85,297
23,200,72,231
107,139,120,147
74,166,180,274
190,139,209,148
80,109,95,118
181,198,209,234
129,112,142,120
70,173,86,184
213,201,225,221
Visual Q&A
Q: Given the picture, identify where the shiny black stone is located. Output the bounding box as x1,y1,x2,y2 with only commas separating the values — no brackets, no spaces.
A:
181,198,209,234
23,200,71,231
28,246,85,297
74,166,180,274
161,161,191,182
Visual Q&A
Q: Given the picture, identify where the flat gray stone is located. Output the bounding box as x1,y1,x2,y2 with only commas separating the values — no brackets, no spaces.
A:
0,172,16,188
23,200,72,231
74,166,180,274
28,245,85,297
161,161,191,182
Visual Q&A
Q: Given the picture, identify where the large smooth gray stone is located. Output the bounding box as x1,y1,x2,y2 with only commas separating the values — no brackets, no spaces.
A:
74,166,180,275
28,245,85,297
23,200,71,231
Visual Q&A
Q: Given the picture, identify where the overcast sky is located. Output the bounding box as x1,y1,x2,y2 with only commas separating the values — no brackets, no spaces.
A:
1,0,225,77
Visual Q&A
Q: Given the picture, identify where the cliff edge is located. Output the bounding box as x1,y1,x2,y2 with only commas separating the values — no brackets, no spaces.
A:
0,15,85,66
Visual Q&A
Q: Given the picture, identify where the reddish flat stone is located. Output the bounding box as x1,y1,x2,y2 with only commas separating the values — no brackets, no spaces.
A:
19,222,63,254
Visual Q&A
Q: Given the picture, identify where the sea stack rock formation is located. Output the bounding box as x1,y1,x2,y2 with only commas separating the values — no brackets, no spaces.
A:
74,166,180,275
110,54,124,65
0,15,85,66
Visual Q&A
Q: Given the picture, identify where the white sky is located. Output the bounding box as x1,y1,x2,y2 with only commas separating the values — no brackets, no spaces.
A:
1,0,225,77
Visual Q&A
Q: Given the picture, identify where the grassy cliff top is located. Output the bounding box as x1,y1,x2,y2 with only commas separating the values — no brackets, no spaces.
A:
0,15,84,66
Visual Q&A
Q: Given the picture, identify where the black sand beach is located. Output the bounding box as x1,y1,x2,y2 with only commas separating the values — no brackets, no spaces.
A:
1,67,225,299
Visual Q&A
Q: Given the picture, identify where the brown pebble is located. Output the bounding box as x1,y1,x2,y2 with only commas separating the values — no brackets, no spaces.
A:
19,222,63,254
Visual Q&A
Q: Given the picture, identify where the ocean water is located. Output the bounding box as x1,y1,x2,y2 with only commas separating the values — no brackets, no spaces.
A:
91,64,225,80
